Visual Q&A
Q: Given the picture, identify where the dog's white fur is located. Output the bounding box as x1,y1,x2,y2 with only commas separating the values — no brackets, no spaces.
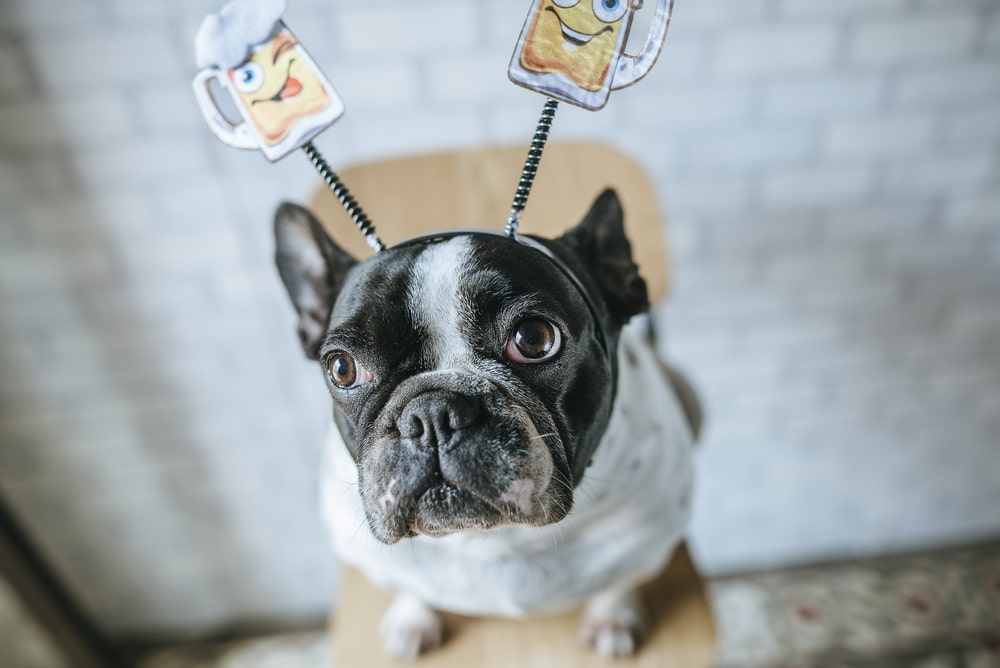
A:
405,237,475,367
322,319,695,623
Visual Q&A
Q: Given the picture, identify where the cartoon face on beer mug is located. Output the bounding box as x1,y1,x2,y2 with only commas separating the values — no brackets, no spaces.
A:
193,23,344,162
509,0,674,111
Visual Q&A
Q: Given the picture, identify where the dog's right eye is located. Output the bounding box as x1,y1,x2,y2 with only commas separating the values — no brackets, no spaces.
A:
504,319,563,364
326,353,374,389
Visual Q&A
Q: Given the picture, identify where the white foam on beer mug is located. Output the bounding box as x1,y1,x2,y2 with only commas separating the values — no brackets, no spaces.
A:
195,0,287,70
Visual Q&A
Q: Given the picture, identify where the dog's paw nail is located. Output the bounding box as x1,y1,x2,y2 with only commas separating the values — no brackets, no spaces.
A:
580,619,644,658
579,596,645,658
379,595,445,659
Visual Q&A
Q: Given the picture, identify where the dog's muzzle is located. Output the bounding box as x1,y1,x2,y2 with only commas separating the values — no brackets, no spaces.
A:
357,373,571,543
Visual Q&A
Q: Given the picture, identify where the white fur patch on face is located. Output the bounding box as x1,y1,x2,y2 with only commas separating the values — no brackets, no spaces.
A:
406,238,474,369
511,406,554,519
500,478,536,516
378,478,399,513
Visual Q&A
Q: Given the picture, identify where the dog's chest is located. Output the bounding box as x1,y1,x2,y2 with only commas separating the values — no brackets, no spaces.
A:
321,320,694,616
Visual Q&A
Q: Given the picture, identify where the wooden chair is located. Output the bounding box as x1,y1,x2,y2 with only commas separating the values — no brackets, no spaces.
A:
310,143,715,667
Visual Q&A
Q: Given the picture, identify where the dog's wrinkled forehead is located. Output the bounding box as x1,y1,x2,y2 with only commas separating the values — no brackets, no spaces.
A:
329,233,595,365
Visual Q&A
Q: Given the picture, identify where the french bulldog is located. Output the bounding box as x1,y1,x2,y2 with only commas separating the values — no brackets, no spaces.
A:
274,189,696,659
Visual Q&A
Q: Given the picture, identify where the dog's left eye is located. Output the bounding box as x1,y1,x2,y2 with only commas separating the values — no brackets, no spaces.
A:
504,319,562,364
326,353,375,389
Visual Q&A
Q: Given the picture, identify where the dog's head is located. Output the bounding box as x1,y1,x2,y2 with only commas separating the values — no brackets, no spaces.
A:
275,189,648,543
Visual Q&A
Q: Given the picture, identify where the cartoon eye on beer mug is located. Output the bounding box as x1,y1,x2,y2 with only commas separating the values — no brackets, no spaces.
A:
509,0,673,111
192,0,344,162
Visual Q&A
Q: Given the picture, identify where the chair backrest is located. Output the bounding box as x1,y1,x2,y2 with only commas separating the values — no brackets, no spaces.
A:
309,142,669,302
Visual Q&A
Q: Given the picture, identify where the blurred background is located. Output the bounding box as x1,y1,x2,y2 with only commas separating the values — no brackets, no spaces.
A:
1,0,998,665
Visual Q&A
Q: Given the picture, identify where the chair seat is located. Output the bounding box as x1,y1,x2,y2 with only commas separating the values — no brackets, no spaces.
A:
330,544,714,667
308,142,670,303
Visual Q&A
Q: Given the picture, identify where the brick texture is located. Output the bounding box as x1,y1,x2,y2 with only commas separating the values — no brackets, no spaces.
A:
715,26,839,76
849,13,979,66
0,0,999,639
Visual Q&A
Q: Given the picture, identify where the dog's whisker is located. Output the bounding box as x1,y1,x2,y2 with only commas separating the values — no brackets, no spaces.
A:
573,480,598,504
546,508,568,550
347,517,368,548
578,473,625,487
549,468,576,496
333,481,359,507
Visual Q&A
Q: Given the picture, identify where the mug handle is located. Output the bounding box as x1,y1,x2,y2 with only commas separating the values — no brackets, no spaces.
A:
191,68,258,150
612,0,673,91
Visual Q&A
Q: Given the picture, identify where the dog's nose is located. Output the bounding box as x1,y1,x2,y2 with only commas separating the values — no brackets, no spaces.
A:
398,392,481,448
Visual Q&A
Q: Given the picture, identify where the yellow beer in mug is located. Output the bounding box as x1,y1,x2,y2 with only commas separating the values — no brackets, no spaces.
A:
193,23,344,162
509,0,674,111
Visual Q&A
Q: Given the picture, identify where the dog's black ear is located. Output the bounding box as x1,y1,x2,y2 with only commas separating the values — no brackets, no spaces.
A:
559,189,649,327
274,202,358,359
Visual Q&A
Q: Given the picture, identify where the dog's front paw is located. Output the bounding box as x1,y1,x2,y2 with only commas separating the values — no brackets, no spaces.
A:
578,588,647,658
379,592,445,660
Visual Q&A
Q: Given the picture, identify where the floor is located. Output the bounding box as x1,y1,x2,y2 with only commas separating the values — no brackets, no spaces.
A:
4,542,997,667
133,541,1000,668
710,542,1000,667
138,633,331,668
0,575,67,668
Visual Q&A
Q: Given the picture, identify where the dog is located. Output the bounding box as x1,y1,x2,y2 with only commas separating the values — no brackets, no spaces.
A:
274,189,696,659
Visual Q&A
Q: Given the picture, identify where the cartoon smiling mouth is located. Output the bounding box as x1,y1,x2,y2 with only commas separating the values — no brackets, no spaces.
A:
252,59,301,105
545,6,613,46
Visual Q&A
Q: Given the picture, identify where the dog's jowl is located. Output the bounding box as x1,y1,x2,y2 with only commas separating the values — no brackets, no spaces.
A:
275,190,695,659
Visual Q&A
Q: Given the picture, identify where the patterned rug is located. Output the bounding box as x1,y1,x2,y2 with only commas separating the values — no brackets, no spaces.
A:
139,542,1000,668
711,543,1000,667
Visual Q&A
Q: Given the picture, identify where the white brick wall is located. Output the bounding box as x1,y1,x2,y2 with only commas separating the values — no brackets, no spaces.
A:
883,153,994,195
823,114,936,158
0,40,31,94
689,125,815,171
848,13,979,66
761,74,886,119
895,61,1000,106
988,12,1000,50
715,25,840,76
27,29,184,90
944,104,1000,145
762,165,874,208
778,0,909,18
946,192,1000,228
336,2,478,57
0,95,137,149
0,0,998,640
5,0,104,31
674,0,770,27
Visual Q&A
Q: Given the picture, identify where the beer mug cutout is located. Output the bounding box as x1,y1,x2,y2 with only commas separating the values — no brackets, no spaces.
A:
192,22,345,162
509,0,673,111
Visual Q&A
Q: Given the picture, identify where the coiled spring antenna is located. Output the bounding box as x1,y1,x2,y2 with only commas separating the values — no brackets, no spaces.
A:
505,98,560,239
303,141,385,252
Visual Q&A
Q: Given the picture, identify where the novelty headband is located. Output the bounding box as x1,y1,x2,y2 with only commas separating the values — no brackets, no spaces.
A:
191,0,674,250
